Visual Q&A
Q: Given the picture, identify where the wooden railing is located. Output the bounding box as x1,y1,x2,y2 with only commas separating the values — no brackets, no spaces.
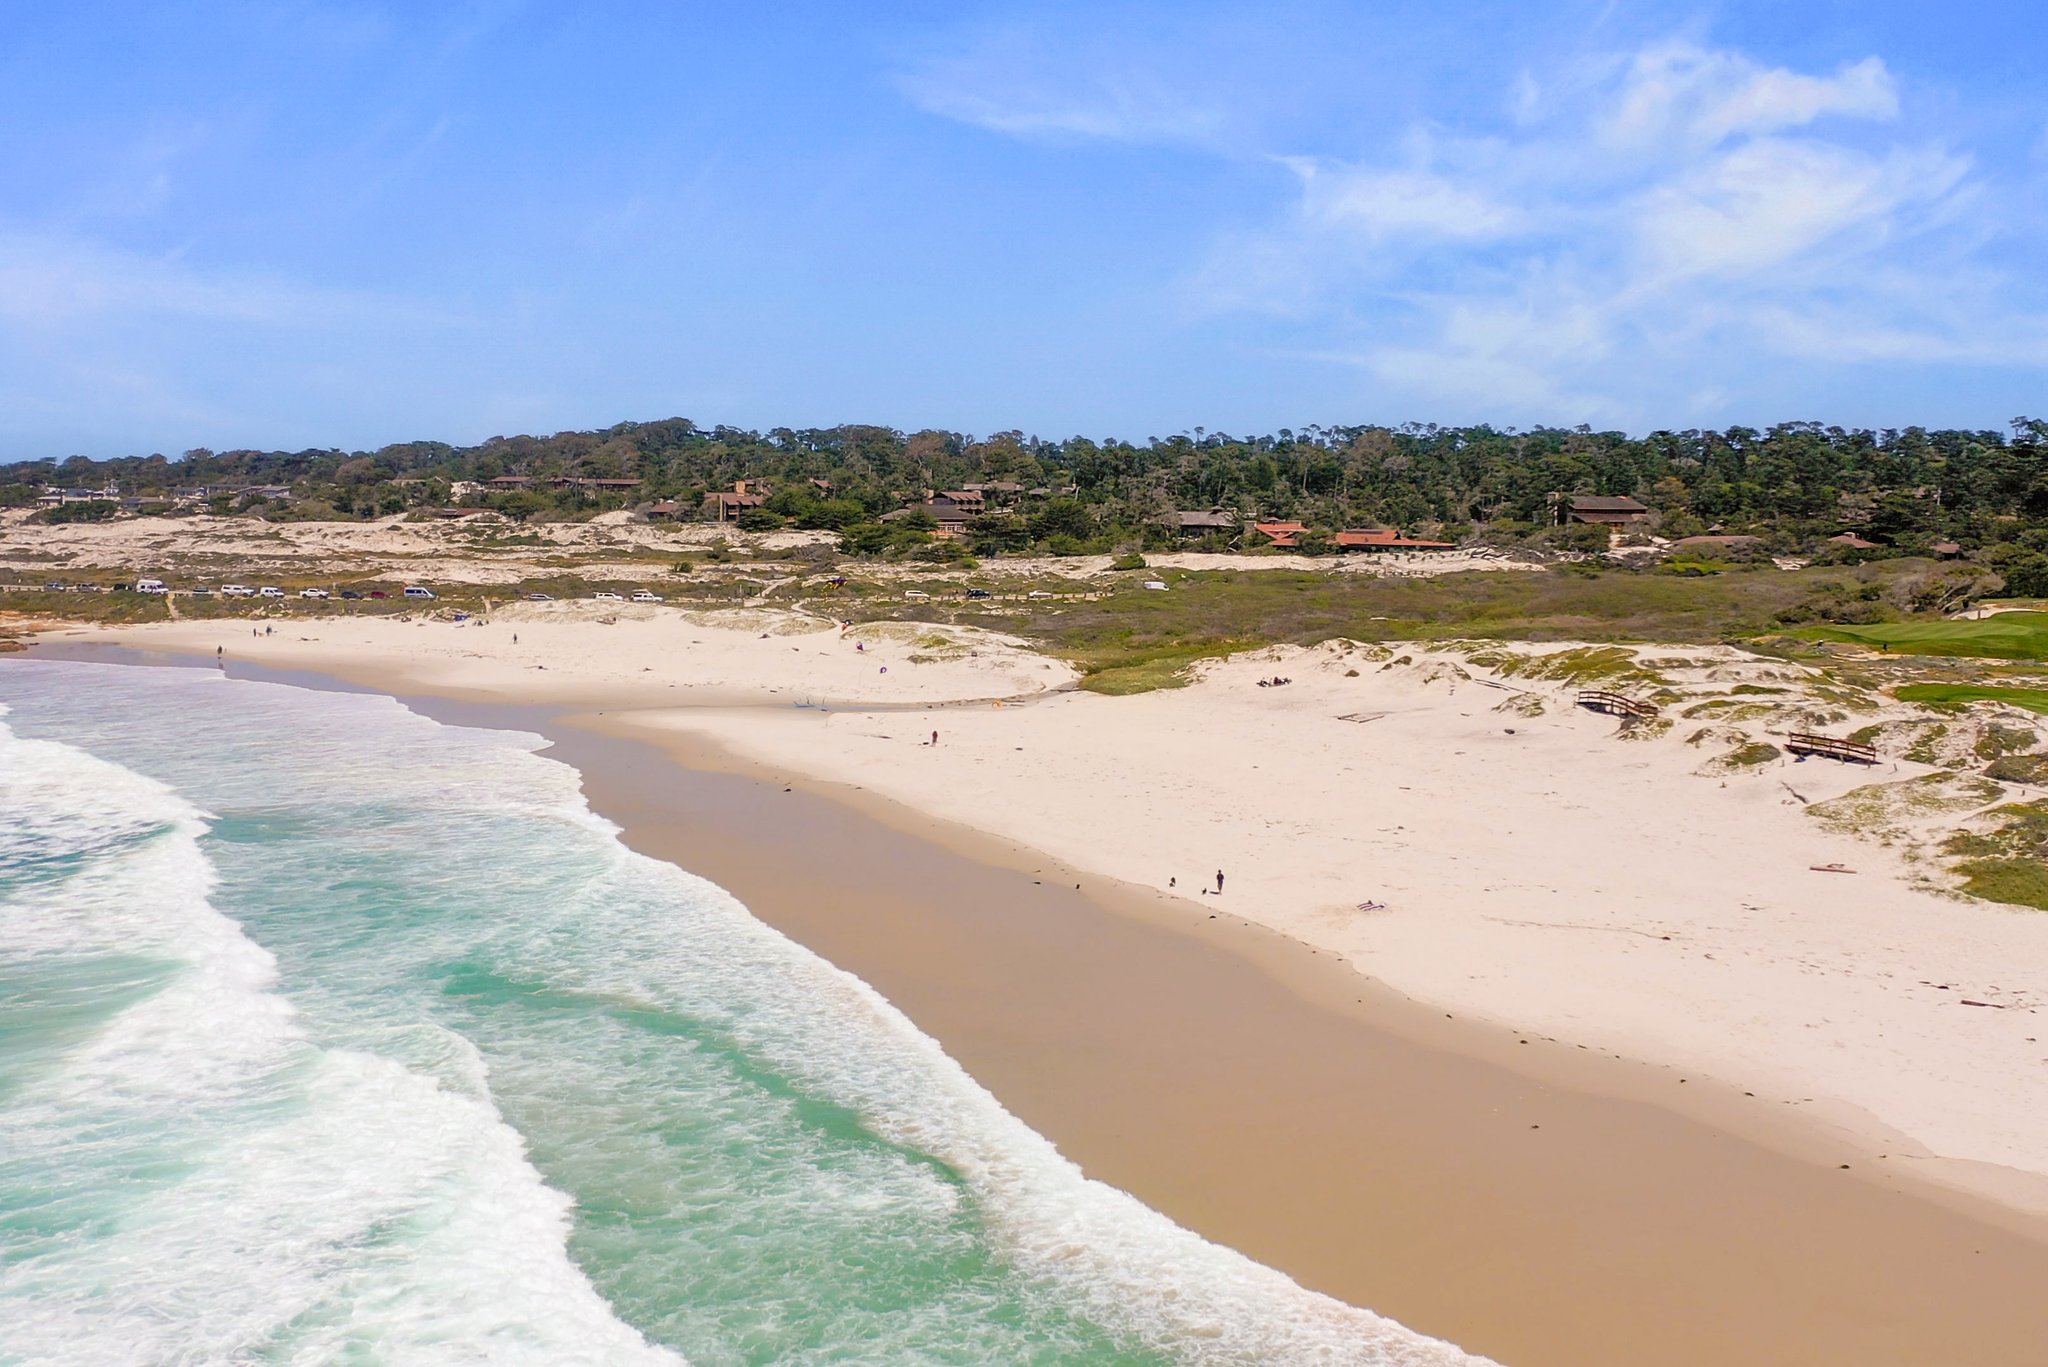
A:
1576,690,1660,721
1786,733,1878,764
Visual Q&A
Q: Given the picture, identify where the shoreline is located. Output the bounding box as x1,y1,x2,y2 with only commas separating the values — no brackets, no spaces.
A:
22,637,2048,1367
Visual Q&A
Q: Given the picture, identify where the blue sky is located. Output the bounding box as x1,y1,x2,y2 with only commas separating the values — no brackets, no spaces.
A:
2,1,2043,458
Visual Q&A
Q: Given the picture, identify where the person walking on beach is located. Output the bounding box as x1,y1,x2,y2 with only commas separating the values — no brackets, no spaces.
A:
1215,869,1225,894
931,730,939,746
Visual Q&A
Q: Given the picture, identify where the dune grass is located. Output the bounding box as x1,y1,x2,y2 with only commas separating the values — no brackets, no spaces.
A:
971,563,1921,692
1953,859,2048,911
1893,683,2048,715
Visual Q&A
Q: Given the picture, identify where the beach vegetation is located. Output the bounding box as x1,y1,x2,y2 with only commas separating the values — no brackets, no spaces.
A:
33,500,120,524
1722,741,1782,767
1943,801,2048,910
1983,753,2048,784
1974,722,2041,760
1809,774,2004,844
892,560,1946,693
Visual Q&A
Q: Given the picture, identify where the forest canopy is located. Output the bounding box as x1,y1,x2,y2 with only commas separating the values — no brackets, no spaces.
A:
9,417,2048,557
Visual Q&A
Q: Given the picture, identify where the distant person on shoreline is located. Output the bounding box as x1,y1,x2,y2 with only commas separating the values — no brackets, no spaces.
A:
930,730,939,746
1215,869,1225,894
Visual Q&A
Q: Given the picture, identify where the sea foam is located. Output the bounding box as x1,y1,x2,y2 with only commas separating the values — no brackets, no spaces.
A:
0,703,683,1367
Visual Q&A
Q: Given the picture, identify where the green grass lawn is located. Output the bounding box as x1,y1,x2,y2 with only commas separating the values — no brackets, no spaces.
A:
1793,612,2048,661
1893,682,2048,715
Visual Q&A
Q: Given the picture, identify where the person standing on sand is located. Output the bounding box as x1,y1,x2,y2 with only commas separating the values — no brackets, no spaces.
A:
1215,870,1225,894
931,730,939,746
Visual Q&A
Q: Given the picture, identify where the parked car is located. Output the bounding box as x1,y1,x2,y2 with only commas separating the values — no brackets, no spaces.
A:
903,589,930,601
221,585,256,597
300,588,330,599
340,590,363,599
188,587,213,598
592,591,623,601
43,582,69,591
258,586,285,598
963,588,992,600
630,590,663,602
368,590,390,599
525,592,554,601
403,586,436,600
136,579,168,594
1026,590,1053,599
1142,580,1168,591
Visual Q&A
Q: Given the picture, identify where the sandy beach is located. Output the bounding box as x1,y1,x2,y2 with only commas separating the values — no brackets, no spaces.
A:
26,601,2048,1364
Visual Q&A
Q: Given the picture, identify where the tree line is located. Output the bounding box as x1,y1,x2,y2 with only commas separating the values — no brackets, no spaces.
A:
6,417,2047,564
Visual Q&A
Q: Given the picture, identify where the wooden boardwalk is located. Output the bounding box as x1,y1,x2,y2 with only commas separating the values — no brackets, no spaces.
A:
1786,732,1879,764
1576,689,1660,721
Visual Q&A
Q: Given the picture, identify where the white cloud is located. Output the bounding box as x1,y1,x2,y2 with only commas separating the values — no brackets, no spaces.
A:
1631,138,1968,282
1195,36,2037,423
1601,44,1897,152
1289,160,1523,241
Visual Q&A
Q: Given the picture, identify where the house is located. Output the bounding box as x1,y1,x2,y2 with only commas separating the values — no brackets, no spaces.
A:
1251,520,1306,548
1174,510,1238,537
545,475,642,493
487,476,533,489
701,480,769,522
1563,495,1651,526
1332,528,1455,552
37,483,120,507
882,502,974,534
1828,533,1879,550
644,500,682,521
931,490,986,515
1930,541,1962,558
962,481,1025,506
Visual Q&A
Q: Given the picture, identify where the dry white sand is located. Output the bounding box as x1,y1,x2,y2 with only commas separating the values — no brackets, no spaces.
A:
60,602,2048,1220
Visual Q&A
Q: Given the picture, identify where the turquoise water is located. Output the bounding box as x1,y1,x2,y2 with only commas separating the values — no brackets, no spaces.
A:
0,660,1484,1366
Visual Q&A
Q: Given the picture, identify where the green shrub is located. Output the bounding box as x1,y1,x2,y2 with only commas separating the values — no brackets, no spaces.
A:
1984,753,2048,784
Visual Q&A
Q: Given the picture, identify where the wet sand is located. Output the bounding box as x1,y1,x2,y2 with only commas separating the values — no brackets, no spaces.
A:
27,641,2048,1367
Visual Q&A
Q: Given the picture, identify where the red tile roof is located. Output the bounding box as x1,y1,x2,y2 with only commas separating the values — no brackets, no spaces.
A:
1333,528,1455,550
1252,520,1305,548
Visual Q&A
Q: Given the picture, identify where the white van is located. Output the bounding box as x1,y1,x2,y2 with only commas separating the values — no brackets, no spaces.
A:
221,585,256,597
403,586,436,600
258,586,285,598
135,578,167,594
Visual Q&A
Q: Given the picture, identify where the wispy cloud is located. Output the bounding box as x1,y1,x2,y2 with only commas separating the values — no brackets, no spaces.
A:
1194,38,2042,423
894,22,1231,148
0,230,458,330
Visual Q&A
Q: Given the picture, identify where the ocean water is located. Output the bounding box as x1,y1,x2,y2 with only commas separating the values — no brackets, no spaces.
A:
0,659,1486,1367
